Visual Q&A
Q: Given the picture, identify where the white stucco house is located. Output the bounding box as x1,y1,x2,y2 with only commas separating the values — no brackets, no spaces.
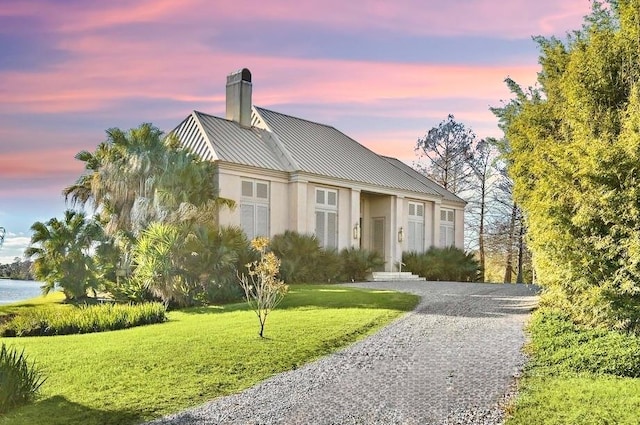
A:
173,68,465,272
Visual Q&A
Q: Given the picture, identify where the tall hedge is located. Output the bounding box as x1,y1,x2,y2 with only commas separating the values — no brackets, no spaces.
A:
495,1,640,330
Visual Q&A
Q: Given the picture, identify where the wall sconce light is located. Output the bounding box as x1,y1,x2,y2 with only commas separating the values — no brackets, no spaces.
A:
398,227,404,243
353,222,361,240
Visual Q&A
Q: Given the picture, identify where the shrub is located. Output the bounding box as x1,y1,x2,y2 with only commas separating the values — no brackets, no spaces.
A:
270,231,325,284
0,343,46,413
0,302,167,337
339,247,384,282
403,247,480,282
189,226,254,304
317,248,343,283
527,308,640,377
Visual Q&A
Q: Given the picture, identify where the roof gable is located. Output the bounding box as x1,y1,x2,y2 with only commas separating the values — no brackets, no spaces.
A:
175,111,290,171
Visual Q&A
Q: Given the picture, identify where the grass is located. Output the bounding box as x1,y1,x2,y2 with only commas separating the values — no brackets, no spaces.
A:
506,308,640,424
0,285,418,425
1,302,167,337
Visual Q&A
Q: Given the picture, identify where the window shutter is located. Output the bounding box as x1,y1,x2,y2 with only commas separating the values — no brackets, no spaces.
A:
241,181,253,197
256,205,269,237
327,191,337,206
256,183,268,199
447,226,455,247
408,220,417,251
316,211,325,247
327,212,337,249
241,204,255,240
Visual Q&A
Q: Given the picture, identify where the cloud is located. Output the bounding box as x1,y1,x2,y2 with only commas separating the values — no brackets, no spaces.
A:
0,0,589,115
2,236,30,248
0,147,84,178
0,49,539,115
0,235,30,264
40,0,586,39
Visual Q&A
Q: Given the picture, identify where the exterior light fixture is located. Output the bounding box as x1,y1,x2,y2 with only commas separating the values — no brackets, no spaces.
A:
398,227,404,243
353,222,361,240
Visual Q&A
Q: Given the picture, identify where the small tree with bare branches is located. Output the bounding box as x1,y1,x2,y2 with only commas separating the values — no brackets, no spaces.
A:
238,237,288,338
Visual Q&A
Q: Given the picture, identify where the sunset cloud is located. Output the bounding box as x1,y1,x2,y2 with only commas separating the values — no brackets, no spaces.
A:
0,0,594,263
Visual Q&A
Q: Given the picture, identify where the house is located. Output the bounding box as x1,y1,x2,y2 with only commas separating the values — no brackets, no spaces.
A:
173,68,465,272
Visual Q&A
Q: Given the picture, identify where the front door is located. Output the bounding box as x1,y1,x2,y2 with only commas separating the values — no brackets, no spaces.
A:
372,217,385,271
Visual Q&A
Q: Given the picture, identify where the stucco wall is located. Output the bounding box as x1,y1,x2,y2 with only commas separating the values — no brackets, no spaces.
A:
217,164,467,270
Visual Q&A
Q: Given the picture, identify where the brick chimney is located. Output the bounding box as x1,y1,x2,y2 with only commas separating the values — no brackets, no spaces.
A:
225,68,252,127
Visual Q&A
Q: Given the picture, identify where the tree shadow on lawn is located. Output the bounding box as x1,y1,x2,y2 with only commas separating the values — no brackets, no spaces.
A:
413,292,540,319
180,285,418,316
2,395,150,425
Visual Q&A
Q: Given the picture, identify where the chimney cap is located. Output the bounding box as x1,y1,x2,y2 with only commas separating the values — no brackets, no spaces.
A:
227,68,252,84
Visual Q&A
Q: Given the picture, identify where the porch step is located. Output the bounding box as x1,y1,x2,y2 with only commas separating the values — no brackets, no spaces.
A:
370,271,426,282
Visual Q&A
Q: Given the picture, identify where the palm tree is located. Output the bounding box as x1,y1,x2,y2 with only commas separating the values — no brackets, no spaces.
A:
63,123,236,301
63,124,169,238
64,124,233,239
132,222,190,307
25,210,104,301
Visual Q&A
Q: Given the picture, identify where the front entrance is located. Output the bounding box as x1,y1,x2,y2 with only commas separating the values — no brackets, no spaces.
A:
372,217,385,271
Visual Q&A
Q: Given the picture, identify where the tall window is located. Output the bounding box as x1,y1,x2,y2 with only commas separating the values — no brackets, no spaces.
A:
408,202,425,252
439,208,455,247
240,179,269,240
315,188,338,249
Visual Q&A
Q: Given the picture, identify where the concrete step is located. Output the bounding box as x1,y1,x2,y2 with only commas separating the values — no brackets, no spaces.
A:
370,272,426,282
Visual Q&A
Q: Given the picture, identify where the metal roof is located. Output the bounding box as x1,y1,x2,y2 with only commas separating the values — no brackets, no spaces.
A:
381,156,466,204
183,111,289,171
254,107,449,197
174,107,464,202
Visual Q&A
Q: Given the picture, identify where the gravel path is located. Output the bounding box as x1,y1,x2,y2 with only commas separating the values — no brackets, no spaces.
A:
148,281,539,425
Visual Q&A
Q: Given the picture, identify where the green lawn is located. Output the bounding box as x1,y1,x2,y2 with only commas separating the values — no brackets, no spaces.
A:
506,308,640,425
508,376,640,425
0,285,418,425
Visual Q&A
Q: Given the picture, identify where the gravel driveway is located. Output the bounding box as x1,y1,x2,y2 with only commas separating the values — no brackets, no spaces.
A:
148,281,539,425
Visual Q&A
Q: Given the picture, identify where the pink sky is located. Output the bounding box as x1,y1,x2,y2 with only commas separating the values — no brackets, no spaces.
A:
0,0,594,263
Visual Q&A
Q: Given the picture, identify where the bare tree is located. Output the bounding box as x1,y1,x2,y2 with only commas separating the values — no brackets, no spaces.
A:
466,139,498,282
415,114,475,194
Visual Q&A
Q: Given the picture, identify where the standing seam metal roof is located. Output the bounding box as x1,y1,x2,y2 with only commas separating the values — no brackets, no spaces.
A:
192,111,288,171
381,156,466,204
254,107,444,196
175,107,463,202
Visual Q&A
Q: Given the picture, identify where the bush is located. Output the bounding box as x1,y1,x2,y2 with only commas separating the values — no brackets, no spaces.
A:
0,302,167,337
185,225,254,304
270,231,325,284
0,343,46,413
317,249,343,283
403,247,480,282
527,308,640,378
339,247,384,282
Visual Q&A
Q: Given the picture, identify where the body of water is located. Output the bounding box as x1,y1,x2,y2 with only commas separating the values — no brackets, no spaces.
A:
0,279,43,305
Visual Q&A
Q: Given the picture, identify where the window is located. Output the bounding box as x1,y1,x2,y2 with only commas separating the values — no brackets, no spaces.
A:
408,202,425,252
240,180,269,240
315,188,338,249
439,208,455,247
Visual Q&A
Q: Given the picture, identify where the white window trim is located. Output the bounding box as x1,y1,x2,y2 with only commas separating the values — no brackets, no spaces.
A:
240,179,270,240
408,201,425,252
315,188,338,249
440,208,455,247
